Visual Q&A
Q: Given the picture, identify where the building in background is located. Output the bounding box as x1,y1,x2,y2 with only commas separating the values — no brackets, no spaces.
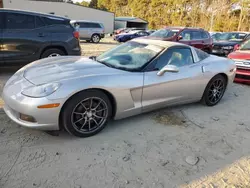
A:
115,17,148,30
2,0,115,33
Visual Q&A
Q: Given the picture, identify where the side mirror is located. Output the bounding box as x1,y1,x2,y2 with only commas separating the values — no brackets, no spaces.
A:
177,35,183,41
157,65,179,76
89,56,97,60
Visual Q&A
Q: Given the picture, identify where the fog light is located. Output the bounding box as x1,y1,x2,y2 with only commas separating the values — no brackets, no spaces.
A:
20,114,37,123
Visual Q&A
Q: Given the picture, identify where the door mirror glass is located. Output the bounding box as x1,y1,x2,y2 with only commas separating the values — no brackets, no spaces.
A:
177,35,183,41
157,65,179,76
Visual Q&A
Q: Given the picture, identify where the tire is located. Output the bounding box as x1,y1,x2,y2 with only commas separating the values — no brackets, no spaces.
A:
91,34,101,43
201,74,227,106
41,48,65,58
61,90,112,137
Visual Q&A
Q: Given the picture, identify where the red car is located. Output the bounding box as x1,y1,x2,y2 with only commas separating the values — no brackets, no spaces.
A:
228,39,250,84
145,27,213,53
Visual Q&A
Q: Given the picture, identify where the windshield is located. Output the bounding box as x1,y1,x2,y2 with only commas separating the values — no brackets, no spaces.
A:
240,39,250,50
217,33,247,41
150,29,179,38
96,41,164,71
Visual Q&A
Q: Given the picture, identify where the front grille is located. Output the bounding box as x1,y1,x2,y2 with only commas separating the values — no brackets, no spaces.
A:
213,45,222,50
235,74,250,80
237,67,250,72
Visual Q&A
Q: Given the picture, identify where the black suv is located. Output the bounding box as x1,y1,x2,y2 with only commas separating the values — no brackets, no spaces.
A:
0,9,81,65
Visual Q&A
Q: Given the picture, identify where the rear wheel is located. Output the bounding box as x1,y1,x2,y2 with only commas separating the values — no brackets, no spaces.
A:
91,34,101,43
201,75,227,106
61,90,112,137
41,48,65,58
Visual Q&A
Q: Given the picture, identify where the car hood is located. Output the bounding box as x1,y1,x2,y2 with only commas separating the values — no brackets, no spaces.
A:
228,50,250,60
213,41,241,46
23,56,122,85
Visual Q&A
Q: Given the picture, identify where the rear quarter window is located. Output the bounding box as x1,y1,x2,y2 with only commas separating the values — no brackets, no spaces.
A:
195,48,210,61
43,17,69,26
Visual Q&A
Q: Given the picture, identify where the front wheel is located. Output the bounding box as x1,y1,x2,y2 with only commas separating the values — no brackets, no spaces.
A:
61,90,112,137
201,75,227,106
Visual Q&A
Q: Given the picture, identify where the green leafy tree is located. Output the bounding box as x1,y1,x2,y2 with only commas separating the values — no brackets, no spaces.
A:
89,0,98,8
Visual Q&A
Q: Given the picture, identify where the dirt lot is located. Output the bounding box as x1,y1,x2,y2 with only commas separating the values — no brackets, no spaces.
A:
1,38,250,188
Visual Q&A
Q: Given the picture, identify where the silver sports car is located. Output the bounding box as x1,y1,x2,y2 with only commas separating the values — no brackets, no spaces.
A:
2,39,236,137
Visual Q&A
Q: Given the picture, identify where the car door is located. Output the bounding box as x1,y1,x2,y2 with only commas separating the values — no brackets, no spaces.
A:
142,47,204,112
0,12,4,64
2,12,44,64
78,22,90,39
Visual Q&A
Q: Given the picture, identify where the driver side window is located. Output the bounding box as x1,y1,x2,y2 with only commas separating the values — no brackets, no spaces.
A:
154,48,194,70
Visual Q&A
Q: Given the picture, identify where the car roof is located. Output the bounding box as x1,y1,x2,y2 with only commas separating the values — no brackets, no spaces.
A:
132,38,188,48
70,20,102,24
0,8,70,20
165,26,204,31
224,31,249,34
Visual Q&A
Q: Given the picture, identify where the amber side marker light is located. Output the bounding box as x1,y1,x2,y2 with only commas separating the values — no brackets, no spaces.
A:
37,103,60,109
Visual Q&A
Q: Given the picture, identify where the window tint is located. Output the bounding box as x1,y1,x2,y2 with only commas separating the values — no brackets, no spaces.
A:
35,16,45,28
179,31,192,41
43,17,67,26
6,13,35,29
192,31,202,40
201,31,209,39
155,48,194,70
90,23,102,28
0,12,4,29
79,22,101,28
194,48,210,61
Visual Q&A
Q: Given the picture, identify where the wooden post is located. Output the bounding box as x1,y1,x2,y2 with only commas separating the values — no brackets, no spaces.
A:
0,0,3,8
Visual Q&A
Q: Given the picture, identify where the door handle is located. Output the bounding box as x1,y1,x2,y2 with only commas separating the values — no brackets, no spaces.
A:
38,33,45,37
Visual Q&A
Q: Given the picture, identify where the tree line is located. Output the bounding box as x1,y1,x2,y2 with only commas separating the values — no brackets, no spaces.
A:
76,0,250,32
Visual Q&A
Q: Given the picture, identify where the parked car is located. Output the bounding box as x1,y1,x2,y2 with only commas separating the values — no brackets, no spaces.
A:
3,39,236,137
212,32,249,56
145,27,213,53
114,28,126,35
210,32,223,41
0,9,81,65
228,38,250,84
70,20,105,43
114,30,149,42
147,30,156,34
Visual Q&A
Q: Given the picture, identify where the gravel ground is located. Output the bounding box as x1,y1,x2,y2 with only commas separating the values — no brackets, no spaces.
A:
1,38,250,188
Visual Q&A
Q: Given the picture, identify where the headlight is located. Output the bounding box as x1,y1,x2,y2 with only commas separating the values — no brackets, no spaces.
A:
222,46,233,50
21,83,61,98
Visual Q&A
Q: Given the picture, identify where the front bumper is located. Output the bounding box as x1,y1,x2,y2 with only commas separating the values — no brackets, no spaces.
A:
2,76,62,131
212,48,233,56
234,68,250,84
